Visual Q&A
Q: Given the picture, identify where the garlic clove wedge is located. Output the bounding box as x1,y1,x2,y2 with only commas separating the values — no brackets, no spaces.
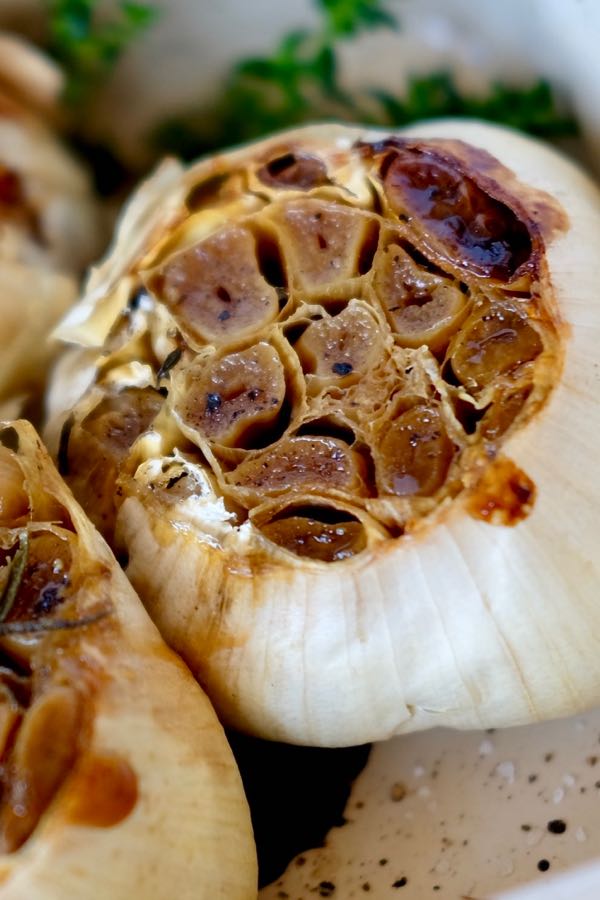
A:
48,121,600,747
0,421,257,897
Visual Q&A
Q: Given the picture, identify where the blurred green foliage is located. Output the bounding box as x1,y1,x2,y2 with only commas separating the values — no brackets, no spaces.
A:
153,0,576,158
44,0,577,163
317,0,397,36
373,74,577,137
46,0,156,105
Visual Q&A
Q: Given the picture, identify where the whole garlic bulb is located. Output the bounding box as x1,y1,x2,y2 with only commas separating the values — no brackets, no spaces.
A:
0,34,100,416
48,121,600,747
0,419,257,898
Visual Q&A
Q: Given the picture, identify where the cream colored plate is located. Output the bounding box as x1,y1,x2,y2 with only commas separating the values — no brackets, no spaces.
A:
261,710,600,898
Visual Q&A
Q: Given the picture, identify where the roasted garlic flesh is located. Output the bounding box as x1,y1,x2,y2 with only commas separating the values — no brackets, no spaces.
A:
58,128,560,559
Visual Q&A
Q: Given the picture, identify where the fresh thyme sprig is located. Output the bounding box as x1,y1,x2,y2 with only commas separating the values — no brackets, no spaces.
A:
153,0,576,159
43,0,577,166
46,0,156,106
373,73,576,139
154,0,397,157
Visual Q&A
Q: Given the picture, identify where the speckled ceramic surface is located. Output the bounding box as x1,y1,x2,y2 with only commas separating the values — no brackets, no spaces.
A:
261,709,600,898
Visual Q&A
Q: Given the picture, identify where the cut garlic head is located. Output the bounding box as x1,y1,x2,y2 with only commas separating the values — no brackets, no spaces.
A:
49,121,600,746
0,421,257,898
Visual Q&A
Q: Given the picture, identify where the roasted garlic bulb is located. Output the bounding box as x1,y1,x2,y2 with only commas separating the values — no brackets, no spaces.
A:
48,122,600,746
0,420,257,897
0,35,100,416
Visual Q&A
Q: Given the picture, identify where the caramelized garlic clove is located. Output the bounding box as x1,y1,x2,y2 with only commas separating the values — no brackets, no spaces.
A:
150,224,279,346
0,686,82,853
64,388,163,540
270,199,378,292
227,434,367,500
294,302,385,388
374,404,455,497
449,298,543,390
373,242,468,352
260,513,366,562
174,342,287,449
381,143,533,281
256,151,329,191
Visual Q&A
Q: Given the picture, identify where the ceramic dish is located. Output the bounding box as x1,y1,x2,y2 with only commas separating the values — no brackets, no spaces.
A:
260,708,600,898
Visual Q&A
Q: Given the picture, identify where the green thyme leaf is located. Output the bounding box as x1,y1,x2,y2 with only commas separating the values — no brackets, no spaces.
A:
45,0,157,107
318,0,397,37
374,73,577,138
152,0,576,161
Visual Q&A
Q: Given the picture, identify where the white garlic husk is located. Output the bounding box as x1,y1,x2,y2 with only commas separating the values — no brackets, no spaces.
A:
48,121,600,747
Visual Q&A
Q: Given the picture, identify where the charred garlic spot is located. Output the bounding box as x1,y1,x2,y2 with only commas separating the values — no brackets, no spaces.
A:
257,152,329,191
63,138,562,562
380,144,534,281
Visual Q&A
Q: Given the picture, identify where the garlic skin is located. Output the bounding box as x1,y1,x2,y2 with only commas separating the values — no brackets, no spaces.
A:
0,35,100,412
0,420,257,898
49,121,600,747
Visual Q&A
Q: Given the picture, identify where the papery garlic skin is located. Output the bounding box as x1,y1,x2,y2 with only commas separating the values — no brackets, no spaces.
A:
0,421,257,898
49,121,600,747
0,35,100,413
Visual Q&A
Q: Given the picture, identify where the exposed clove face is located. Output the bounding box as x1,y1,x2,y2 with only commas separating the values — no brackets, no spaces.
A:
59,127,561,563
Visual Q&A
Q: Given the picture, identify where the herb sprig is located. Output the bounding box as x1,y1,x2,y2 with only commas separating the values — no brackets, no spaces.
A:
373,73,576,139
46,0,156,106
154,0,397,157
0,531,29,624
154,0,576,160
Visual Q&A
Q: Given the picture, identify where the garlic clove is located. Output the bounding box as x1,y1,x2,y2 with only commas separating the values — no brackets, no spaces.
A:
0,422,257,896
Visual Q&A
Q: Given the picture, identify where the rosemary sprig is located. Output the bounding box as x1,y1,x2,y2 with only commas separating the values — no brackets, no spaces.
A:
0,607,111,635
0,531,29,624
